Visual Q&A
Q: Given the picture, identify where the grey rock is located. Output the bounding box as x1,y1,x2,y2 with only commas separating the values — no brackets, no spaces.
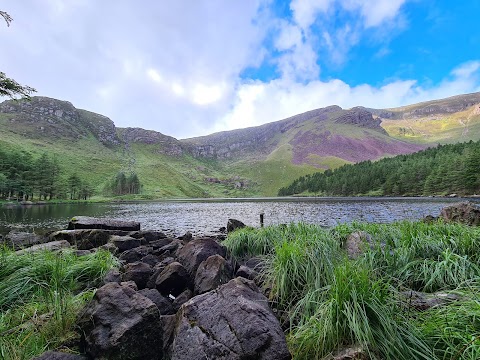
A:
49,229,110,250
227,218,246,233
440,201,480,226
155,262,191,296
68,216,140,231
146,257,176,289
110,235,141,252
78,282,163,360
172,289,193,312
129,230,167,241
236,265,258,281
176,238,227,276
138,288,175,315
102,269,122,285
141,254,161,267
401,290,462,311
118,245,152,263
344,231,373,259
3,231,45,250
169,277,291,360
16,240,70,254
194,255,233,295
123,262,153,290
33,351,86,360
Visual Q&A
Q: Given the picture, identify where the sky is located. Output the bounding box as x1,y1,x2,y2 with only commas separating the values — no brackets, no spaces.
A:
1,0,480,139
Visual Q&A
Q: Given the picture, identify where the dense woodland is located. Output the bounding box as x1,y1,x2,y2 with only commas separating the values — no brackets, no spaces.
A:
0,149,141,201
279,140,480,196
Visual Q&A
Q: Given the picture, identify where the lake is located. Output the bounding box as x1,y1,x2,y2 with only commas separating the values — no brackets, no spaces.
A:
1,197,478,237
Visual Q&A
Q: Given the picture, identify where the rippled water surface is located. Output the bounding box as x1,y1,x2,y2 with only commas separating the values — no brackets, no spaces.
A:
1,197,479,236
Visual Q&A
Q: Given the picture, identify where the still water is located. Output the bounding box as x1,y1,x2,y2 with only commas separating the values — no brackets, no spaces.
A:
1,197,478,237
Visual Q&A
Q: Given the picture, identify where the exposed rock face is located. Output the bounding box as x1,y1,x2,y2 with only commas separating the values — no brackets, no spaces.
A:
440,201,480,226
49,229,110,250
227,218,246,233
68,216,140,231
335,108,386,134
78,282,164,360
118,127,184,156
194,255,233,295
169,277,291,360
176,238,227,275
2,231,45,250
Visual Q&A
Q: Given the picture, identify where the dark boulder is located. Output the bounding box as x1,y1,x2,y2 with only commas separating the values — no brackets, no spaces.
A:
138,288,175,315
149,238,174,250
123,262,153,290
155,261,191,296
236,265,259,281
78,282,163,360
172,289,193,312
176,238,227,276
400,290,462,311
49,229,110,250
118,246,152,263
3,231,45,250
440,201,480,226
146,257,175,289
110,236,142,252
169,277,291,360
194,255,233,295
154,239,183,256
102,269,122,285
141,254,161,267
178,231,192,242
33,351,86,360
227,218,246,233
16,240,70,254
129,230,167,241
68,216,140,231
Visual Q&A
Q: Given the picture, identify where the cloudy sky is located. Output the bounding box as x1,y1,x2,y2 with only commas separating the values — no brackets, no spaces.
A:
1,1,480,139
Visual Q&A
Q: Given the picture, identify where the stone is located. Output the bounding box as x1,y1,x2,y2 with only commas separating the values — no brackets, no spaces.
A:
169,277,291,360
176,238,227,276
146,257,176,289
401,290,462,311
179,231,193,242
98,242,118,255
149,238,174,250
172,289,193,312
129,230,167,241
49,229,110,250
194,255,233,295
155,262,191,297
16,240,70,254
236,265,258,281
3,231,45,250
332,346,367,360
33,351,86,360
141,254,161,267
123,262,153,290
138,288,175,315
154,239,183,256
440,201,480,226
110,235,142,252
78,282,163,360
227,218,246,233
118,246,152,263
344,231,373,259
102,269,122,285
68,216,140,231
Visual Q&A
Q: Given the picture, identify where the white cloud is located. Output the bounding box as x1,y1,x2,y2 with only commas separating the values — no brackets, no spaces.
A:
341,0,407,28
290,0,333,30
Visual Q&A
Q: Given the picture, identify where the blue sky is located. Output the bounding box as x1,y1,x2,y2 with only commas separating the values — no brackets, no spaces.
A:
1,0,479,138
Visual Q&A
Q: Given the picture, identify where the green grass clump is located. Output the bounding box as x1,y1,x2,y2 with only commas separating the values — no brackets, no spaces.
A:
0,246,117,360
224,220,480,360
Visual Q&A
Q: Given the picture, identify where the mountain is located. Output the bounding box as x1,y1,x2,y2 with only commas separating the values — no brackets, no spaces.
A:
0,92,479,198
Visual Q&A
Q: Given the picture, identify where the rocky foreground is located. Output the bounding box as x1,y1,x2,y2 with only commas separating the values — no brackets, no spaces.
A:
2,216,290,360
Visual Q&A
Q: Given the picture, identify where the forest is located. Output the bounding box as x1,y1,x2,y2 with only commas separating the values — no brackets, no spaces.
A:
0,148,141,201
278,140,480,196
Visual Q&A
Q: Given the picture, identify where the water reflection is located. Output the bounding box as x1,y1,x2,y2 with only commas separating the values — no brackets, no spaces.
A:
1,197,478,236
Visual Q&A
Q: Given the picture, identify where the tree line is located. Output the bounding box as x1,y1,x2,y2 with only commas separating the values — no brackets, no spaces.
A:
0,149,142,201
278,140,480,197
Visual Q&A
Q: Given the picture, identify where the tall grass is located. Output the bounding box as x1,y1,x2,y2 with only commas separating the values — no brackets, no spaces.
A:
224,220,480,360
0,246,117,360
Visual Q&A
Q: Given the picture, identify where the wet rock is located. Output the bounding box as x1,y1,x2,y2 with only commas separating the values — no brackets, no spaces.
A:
68,216,140,231
400,290,462,311
3,231,45,250
172,289,193,312
155,261,191,296
440,201,480,226
129,230,167,241
194,255,233,295
33,351,86,360
123,262,153,290
110,235,141,252
16,240,70,254
169,277,291,360
176,238,227,276
138,288,175,315
227,218,246,233
344,231,373,259
49,229,110,250
118,245,152,263
78,282,163,359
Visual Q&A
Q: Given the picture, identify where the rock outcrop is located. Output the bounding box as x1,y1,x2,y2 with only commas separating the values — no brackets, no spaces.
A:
439,201,480,226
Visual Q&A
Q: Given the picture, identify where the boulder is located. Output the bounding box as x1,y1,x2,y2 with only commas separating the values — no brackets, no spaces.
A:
344,231,373,259
3,231,45,250
172,289,193,312
78,282,163,360
49,229,110,250
68,216,140,231
138,288,175,315
141,254,161,267
123,262,153,290
149,238,174,250
440,201,480,226
176,238,227,275
15,240,70,254
169,277,291,360
194,255,233,295
155,261,191,296
146,257,176,289
227,218,246,233
33,351,86,360
110,236,141,252
154,239,183,256
129,230,167,242
118,246,152,263
102,269,122,285
236,265,259,281
332,346,367,360
178,231,193,242
401,290,462,311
